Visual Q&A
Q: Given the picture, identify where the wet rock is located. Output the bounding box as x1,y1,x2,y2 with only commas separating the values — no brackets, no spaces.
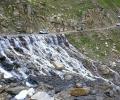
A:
70,87,90,96
14,47,24,53
6,86,27,95
104,89,114,97
31,91,54,100
3,78,18,84
13,62,21,68
1,62,14,71
27,75,39,87
51,61,64,70
0,56,6,62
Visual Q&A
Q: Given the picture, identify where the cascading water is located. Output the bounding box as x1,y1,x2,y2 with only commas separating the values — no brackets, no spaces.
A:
0,34,95,82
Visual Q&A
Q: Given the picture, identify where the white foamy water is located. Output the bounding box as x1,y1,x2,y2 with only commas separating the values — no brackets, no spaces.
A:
0,34,95,81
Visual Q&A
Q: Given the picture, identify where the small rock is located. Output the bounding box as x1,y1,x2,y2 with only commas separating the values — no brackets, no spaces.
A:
112,62,116,67
70,87,90,96
51,61,64,70
75,83,83,88
64,74,73,80
99,65,110,75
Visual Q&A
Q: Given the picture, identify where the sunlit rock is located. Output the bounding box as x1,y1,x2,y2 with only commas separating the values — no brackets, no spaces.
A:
14,88,35,100
31,91,54,100
51,61,64,70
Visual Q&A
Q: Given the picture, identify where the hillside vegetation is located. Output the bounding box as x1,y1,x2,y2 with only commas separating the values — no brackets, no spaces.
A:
66,29,120,62
65,0,120,62
0,0,120,33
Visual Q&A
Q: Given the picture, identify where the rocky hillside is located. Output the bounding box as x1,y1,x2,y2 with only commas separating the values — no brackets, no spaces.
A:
0,0,120,33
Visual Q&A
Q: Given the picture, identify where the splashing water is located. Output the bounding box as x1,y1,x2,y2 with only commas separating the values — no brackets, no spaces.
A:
0,34,95,82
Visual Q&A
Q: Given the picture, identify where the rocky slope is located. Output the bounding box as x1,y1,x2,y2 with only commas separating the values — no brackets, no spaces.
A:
0,33,119,100
0,0,120,33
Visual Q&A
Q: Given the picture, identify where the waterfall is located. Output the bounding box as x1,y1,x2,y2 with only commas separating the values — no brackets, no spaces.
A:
0,34,95,83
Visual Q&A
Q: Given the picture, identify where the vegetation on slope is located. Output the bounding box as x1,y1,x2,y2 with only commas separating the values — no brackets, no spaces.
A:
66,29,120,62
98,0,120,9
0,0,120,33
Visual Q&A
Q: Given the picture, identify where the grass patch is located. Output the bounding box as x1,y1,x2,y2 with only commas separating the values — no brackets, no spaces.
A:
66,29,120,61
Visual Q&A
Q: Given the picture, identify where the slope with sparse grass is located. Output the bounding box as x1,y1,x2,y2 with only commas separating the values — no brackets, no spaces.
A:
1,0,120,33
66,28,120,62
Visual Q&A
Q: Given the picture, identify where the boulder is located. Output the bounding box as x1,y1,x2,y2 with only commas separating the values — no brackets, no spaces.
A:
51,61,64,70
31,91,54,100
70,87,90,96
14,88,35,100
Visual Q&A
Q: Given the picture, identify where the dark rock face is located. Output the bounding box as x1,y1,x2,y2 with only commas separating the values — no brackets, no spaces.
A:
1,62,14,71
14,47,24,53
27,75,39,86
0,56,6,62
